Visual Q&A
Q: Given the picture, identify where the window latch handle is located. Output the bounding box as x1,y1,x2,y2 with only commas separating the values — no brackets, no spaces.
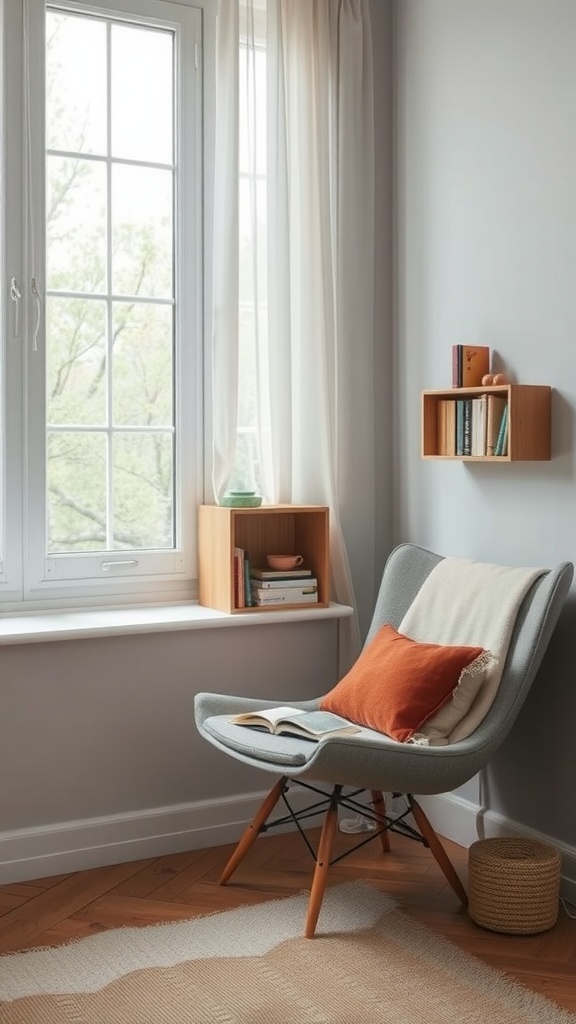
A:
101,559,139,572
10,276,21,337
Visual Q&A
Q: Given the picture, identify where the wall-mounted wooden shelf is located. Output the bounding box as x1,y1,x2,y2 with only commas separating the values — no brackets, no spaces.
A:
422,384,551,461
198,504,330,612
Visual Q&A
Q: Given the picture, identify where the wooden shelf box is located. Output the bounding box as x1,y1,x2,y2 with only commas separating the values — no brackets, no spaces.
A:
198,504,330,612
421,384,551,462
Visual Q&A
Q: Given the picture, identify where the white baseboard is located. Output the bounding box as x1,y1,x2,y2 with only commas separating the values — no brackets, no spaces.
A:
3,788,575,913
0,787,326,885
418,793,576,908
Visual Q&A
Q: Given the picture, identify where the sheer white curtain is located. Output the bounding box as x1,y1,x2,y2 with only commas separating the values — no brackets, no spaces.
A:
210,0,375,670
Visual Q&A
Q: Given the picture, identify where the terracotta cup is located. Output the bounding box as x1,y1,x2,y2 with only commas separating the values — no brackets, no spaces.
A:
266,554,304,570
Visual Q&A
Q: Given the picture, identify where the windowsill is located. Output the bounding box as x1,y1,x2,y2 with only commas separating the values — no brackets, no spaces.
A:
0,601,354,645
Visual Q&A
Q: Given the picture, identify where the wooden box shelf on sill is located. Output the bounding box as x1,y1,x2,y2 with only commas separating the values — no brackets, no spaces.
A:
198,504,330,613
421,384,551,461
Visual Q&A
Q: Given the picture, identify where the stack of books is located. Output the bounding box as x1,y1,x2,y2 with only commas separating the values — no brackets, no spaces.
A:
249,567,318,606
436,395,508,457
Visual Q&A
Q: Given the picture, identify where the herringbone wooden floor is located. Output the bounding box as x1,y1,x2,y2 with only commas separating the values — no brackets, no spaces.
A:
0,827,575,1011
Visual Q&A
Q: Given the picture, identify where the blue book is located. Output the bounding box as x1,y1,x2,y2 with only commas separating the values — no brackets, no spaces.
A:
243,554,253,606
494,403,509,456
462,399,473,456
456,401,465,455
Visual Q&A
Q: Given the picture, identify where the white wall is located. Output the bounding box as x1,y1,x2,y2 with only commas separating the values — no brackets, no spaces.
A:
395,0,576,868
0,619,340,881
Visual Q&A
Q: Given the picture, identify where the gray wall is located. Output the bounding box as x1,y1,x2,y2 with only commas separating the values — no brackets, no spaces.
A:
0,619,341,878
5,0,574,883
395,0,576,847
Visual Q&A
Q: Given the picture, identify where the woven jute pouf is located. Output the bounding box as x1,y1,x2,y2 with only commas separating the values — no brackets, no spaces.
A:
468,837,561,934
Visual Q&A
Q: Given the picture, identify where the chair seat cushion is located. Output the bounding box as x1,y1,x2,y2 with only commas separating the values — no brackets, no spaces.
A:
320,623,489,743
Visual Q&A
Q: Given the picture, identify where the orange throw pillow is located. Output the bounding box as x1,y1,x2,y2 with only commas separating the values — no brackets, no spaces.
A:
320,624,485,743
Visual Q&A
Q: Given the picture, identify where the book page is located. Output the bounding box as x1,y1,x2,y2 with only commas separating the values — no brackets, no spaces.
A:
234,706,304,726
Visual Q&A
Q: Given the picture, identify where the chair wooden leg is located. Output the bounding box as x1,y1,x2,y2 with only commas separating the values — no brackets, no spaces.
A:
371,790,390,853
219,776,288,885
305,785,342,939
410,797,468,906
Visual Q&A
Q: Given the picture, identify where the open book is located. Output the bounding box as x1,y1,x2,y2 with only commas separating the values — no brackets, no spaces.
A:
230,705,361,740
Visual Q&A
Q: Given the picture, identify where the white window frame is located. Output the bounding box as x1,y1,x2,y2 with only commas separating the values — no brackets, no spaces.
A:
1,0,208,610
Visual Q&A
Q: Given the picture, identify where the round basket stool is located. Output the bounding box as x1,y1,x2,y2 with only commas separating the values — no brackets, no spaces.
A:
468,837,561,934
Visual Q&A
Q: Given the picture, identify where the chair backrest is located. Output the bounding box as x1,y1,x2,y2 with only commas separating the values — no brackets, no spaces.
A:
365,544,573,761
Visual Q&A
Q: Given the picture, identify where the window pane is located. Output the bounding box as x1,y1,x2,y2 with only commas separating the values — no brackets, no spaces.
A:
47,433,107,552
113,433,173,549
46,12,107,155
47,157,107,293
47,297,107,425
112,303,173,426
111,24,173,164
29,0,196,592
112,165,173,298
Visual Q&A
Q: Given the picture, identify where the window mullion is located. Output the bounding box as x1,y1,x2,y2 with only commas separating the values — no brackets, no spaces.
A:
106,16,114,552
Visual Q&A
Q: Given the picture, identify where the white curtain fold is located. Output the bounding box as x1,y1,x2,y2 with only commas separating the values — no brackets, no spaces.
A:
210,0,375,670
211,1,240,501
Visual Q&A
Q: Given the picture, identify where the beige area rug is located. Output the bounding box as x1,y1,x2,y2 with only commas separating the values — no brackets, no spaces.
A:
0,883,574,1024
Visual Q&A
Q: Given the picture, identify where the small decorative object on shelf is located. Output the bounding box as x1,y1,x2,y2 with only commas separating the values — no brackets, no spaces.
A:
482,373,511,386
422,384,551,462
219,490,262,508
266,553,304,570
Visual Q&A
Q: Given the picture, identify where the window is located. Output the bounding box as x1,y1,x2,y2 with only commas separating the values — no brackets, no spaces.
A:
2,0,204,608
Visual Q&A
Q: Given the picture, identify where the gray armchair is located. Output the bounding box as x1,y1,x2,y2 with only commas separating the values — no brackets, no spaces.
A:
194,543,573,937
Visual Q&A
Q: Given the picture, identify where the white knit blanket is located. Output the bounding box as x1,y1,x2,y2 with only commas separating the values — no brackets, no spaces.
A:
399,556,544,744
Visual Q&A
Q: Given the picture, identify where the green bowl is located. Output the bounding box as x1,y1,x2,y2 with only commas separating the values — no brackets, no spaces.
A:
220,494,263,508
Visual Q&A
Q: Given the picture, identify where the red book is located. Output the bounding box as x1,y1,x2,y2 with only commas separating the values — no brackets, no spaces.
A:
233,547,245,608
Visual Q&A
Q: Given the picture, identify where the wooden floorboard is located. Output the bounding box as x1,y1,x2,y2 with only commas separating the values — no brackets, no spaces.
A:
0,827,574,1011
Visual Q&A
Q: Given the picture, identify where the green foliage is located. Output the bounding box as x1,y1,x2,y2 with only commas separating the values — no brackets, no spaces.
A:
46,11,176,554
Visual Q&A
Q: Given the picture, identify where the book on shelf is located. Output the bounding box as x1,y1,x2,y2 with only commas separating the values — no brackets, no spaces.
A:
451,345,490,387
249,567,313,580
456,400,465,455
445,399,456,456
243,553,253,607
251,587,318,605
233,547,245,609
471,395,488,456
230,705,360,740
486,395,507,456
462,398,473,456
436,399,447,455
452,345,462,388
252,576,318,590
494,402,509,456
436,399,456,456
